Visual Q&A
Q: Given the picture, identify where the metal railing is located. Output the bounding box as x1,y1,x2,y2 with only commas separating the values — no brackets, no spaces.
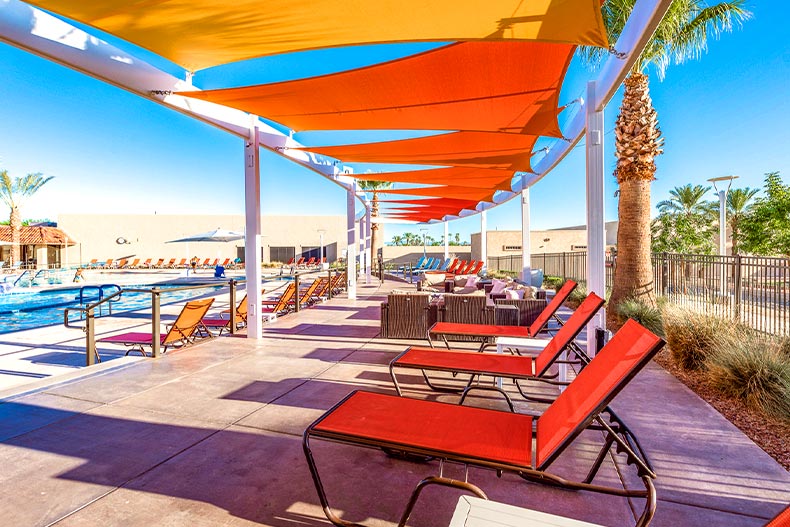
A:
487,252,790,336
64,279,243,366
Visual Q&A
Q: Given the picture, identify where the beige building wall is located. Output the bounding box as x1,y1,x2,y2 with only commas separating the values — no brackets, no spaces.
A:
471,221,619,260
57,214,347,266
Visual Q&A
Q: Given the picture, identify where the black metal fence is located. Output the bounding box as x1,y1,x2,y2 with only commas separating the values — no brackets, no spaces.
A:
488,252,790,336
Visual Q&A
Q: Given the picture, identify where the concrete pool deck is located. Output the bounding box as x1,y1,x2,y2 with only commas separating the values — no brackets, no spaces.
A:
0,279,787,526
0,268,310,395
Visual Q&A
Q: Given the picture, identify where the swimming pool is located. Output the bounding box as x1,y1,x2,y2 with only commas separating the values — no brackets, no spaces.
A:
0,283,224,334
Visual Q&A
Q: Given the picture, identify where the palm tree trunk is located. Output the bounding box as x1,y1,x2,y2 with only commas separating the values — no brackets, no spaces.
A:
370,191,383,264
607,72,662,329
10,206,21,265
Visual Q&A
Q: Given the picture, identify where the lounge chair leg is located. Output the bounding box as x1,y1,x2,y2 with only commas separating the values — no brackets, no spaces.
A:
636,476,657,527
398,475,487,527
389,362,404,396
460,383,516,412
584,435,616,484
422,370,467,394
302,431,366,527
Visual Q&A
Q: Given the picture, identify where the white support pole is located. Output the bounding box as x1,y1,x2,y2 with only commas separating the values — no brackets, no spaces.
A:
346,182,357,300
244,116,263,339
444,222,449,261
718,189,727,297
358,217,365,280
365,204,372,284
520,188,532,284
585,81,606,357
480,210,488,272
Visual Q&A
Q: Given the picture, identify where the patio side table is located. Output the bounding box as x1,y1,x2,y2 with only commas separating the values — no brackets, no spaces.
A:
449,496,605,527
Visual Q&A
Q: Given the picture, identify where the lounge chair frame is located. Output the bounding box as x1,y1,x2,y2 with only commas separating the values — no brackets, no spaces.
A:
390,293,605,408
304,321,662,527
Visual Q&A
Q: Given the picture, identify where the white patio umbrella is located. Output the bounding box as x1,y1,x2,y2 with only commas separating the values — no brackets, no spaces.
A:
167,228,245,243
166,228,246,272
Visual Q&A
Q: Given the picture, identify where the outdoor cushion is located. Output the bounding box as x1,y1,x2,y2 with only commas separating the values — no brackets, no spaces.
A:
464,275,478,288
505,288,525,300
490,279,508,295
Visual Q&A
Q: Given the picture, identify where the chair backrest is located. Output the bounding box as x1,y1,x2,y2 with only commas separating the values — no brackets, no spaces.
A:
446,259,459,273
296,257,305,265
286,257,295,265
163,298,215,346
167,258,176,266
533,293,604,375
535,319,664,469
129,259,140,267
468,261,484,275
155,258,164,266
460,261,475,274
202,258,210,265
411,256,425,269
298,279,322,305
454,260,467,273
117,259,128,267
527,280,577,336
272,282,297,313
234,294,249,324
765,505,790,527
438,258,451,271
430,259,442,270
314,277,330,297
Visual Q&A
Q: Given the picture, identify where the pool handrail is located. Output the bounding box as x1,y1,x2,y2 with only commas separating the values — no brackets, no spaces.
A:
65,279,246,366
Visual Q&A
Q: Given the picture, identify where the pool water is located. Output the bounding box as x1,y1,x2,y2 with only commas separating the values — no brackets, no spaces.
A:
0,284,223,334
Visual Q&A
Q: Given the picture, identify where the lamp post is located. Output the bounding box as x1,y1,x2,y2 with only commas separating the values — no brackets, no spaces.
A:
707,175,738,297
317,229,327,269
420,228,428,259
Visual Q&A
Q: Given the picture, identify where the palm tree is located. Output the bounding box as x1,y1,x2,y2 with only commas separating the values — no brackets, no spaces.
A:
580,0,750,329
657,184,716,217
727,187,759,254
356,179,393,264
0,170,54,265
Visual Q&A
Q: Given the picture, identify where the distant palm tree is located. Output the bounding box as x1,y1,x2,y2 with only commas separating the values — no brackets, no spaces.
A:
0,170,54,265
727,187,759,254
357,179,393,262
657,184,717,218
580,0,750,329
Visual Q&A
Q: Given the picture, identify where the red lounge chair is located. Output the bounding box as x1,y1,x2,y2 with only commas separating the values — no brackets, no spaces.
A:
304,319,665,527
458,260,476,274
98,298,214,357
766,506,790,527
428,280,578,350
390,293,605,406
445,258,460,273
304,257,316,267
467,260,484,275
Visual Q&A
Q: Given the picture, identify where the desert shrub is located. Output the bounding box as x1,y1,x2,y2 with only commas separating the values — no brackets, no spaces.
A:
488,269,518,280
565,282,587,309
707,330,790,422
778,337,790,358
662,307,731,371
617,298,664,337
543,275,564,291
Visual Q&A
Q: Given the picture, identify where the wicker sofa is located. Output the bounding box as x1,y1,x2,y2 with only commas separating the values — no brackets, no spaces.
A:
380,292,438,339
380,291,547,340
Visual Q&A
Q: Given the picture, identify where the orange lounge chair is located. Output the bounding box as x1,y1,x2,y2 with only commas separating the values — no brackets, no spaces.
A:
98,298,214,357
262,282,297,318
140,258,152,268
304,319,665,527
390,293,604,406
152,258,165,268
173,258,187,268
202,294,249,335
293,278,324,308
200,258,211,268
220,258,231,267
428,280,577,351
125,258,139,268
102,259,114,269
115,259,128,269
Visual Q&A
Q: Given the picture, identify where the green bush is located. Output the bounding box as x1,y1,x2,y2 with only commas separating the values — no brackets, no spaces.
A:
662,307,731,371
488,269,518,280
543,275,564,291
707,330,790,422
565,282,587,309
617,298,664,337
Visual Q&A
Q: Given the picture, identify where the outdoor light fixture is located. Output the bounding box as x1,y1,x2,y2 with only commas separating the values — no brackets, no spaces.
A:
707,175,739,296
115,237,130,245
420,227,429,258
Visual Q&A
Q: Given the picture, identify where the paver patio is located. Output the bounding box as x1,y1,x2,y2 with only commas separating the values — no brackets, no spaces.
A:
0,280,787,526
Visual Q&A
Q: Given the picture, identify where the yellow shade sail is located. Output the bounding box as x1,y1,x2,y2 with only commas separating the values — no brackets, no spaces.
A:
28,0,608,71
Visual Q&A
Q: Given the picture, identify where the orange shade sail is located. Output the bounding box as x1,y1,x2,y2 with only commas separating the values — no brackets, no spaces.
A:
28,0,607,71
383,186,496,201
178,41,573,136
303,131,537,171
354,167,514,190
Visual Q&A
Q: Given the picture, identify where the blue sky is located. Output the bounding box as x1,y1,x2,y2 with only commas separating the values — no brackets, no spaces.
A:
0,1,788,245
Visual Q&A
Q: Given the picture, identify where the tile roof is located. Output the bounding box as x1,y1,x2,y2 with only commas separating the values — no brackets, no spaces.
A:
0,226,76,246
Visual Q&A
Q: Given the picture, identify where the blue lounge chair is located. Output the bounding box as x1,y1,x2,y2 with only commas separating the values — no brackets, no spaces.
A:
438,257,452,271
